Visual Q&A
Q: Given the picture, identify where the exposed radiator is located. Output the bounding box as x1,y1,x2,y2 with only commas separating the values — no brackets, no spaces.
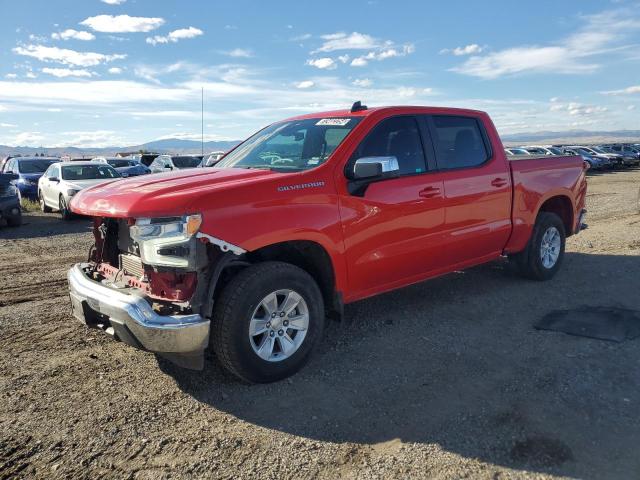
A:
119,253,144,278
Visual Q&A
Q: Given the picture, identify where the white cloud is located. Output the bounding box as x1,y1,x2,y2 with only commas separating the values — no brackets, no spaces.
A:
0,80,193,105
295,80,314,89
14,132,44,146
313,32,381,53
337,54,350,63
350,44,415,66
352,78,372,87
81,15,165,33
548,102,608,116
101,0,126,4
0,123,17,127
146,26,203,46
440,44,483,56
25,71,37,79
52,29,95,41
627,105,636,111
306,57,336,69
108,67,122,74
603,85,640,95
223,48,253,58
5,73,17,79
452,8,640,79
42,67,94,78
13,44,126,66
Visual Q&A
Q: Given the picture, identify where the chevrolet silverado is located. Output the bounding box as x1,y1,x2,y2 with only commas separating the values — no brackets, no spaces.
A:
68,104,588,383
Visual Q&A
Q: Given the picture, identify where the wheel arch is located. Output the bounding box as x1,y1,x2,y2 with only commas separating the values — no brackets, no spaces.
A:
204,239,344,321
537,194,574,236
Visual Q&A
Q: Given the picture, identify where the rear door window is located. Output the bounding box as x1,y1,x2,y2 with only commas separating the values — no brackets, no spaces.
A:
428,115,490,170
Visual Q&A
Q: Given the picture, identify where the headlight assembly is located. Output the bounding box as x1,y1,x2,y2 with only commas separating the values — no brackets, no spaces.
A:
129,214,202,268
130,214,202,242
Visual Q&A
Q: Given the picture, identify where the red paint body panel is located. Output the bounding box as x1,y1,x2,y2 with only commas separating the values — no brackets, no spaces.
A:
71,106,587,305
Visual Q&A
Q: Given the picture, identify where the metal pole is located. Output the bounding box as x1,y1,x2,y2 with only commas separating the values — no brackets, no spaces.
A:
201,87,204,156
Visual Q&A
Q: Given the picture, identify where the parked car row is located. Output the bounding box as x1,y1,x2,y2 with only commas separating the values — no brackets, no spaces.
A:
504,143,640,171
0,151,229,223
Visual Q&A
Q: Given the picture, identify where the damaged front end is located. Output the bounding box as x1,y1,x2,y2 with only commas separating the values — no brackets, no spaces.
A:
68,214,244,369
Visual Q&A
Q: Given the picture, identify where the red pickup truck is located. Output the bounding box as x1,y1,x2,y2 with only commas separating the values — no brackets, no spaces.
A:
68,104,587,383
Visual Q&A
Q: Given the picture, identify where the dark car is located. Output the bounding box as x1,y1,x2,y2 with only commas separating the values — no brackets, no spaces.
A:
599,144,640,166
91,157,151,177
2,157,60,199
0,173,22,227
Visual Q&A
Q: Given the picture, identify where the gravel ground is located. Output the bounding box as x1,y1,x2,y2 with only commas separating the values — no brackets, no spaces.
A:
1,168,639,479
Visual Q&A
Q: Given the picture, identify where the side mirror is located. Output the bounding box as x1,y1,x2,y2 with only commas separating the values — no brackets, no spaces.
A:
164,165,172,169
352,156,399,180
50,177,60,182
2,173,18,181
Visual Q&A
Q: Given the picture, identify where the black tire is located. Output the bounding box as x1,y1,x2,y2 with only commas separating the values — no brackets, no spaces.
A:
39,190,52,213
211,261,325,383
512,212,566,281
59,195,72,220
6,210,22,227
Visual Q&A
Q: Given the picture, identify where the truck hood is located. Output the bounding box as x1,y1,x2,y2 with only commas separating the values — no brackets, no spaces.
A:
70,167,276,218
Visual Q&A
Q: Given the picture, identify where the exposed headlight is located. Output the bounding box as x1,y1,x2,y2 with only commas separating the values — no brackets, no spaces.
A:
67,189,81,196
130,214,202,242
129,214,202,268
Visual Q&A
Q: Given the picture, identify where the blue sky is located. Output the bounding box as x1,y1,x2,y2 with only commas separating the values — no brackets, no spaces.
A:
0,0,639,147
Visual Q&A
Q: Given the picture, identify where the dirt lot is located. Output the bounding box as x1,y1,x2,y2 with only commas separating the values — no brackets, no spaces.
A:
1,168,639,480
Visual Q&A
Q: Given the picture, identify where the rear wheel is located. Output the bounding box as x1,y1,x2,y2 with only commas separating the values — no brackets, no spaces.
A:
211,261,325,383
59,195,72,220
39,190,52,213
512,212,566,281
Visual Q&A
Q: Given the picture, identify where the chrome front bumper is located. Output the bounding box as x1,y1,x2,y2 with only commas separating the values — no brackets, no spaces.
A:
67,263,209,368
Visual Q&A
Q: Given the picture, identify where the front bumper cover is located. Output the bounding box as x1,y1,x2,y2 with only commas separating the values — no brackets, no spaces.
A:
67,263,210,369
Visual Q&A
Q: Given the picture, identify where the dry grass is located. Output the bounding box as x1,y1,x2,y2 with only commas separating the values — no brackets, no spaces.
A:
20,197,40,212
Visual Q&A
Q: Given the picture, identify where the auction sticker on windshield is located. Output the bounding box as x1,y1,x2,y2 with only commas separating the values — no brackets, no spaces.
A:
316,118,351,126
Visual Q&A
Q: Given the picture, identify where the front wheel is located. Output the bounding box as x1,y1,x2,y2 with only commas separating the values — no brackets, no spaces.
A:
211,262,325,383
59,195,72,220
512,212,566,281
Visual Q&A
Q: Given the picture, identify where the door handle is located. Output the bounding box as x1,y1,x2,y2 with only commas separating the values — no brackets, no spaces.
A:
419,186,441,198
491,178,507,188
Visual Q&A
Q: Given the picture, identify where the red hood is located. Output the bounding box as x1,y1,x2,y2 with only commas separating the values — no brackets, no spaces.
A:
70,167,277,218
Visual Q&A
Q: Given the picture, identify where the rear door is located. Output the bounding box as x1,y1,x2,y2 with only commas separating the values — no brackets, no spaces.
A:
340,115,449,298
425,114,512,266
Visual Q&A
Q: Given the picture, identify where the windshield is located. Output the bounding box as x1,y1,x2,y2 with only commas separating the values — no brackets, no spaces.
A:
547,147,563,155
62,165,120,180
18,159,57,173
172,156,202,169
216,117,363,172
575,148,592,156
589,147,605,154
107,159,137,168
511,149,528,154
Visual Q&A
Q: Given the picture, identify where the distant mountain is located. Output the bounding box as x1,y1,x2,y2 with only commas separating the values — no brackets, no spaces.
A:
0,138,242,158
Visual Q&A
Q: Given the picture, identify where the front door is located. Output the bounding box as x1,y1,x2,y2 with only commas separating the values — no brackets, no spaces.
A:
339,115,448,299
